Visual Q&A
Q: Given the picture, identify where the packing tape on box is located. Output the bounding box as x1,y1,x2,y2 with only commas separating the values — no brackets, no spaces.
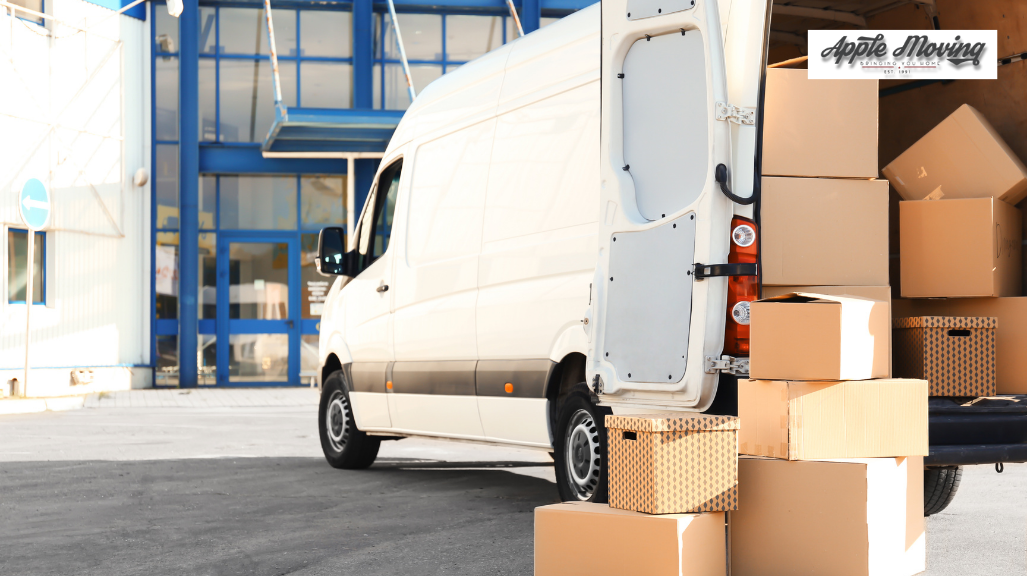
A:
781,443,788,457
780,415,787,429
740,442,748,453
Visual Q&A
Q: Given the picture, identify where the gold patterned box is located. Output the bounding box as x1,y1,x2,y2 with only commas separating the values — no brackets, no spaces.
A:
893,316,997,397
606,413,739,515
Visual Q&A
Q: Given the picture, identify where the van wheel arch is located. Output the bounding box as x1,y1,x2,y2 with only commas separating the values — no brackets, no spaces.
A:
321,354,343,390
547,353,589,437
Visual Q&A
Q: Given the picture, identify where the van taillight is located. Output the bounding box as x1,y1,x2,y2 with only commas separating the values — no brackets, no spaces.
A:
724,216,758,356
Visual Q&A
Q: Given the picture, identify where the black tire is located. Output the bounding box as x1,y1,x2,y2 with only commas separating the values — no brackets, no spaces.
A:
318,371,381,469
554,385,612,503
924,466,962,516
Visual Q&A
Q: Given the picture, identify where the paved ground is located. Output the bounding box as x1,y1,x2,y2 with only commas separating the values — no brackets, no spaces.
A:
0,389,1024,575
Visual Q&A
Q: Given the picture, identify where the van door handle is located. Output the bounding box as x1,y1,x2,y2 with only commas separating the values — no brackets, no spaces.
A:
376,284,389,293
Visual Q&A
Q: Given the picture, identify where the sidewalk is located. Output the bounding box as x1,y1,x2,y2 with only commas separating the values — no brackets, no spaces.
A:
0,387,319,415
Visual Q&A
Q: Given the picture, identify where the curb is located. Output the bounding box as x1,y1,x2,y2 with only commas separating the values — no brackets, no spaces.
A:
0,395,86,416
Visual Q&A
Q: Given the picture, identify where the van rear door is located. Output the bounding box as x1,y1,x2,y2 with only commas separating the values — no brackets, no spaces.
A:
588,0,767,410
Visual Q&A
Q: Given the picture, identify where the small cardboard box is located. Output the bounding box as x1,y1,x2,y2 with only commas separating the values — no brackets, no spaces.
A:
762,68,878,178
893,297,1027,395
730,456,925,576
893,316,997,397
762,177,889,286
883,104,1027,205
900,198,1021,298
535,502,726,576
738,379,928,460
606,414,738,515
750,293,890,381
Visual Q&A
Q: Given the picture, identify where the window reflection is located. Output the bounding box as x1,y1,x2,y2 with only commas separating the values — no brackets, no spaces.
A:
230,334,289,382
155,232,179,320
199,232,216,320
300,175,345,229
229,242,290,320
301,233,330,319
155,57,179,141
446,15,504,61
219,59,296,143
301,62,352,108
220,8,296,56
300,11,352,57
382,13,442,60
155,145,179,229
220,175,298,230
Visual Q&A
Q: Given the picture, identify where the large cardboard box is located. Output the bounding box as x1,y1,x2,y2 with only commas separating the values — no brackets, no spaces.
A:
535,502,726,576
894,316,997,397
730,457,926,576
762,177,889,286
893,297,1027,394
763,68,878,178
900,198,1021,298
738,379,928,460
606,414,738,515
883,104,1027,205
750,293,890,381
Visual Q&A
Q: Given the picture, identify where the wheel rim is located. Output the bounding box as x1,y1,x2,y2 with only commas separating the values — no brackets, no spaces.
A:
564,408,601,501
325,390,351,452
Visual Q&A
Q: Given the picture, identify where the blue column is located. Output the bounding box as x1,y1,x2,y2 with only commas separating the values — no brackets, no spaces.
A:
355,158,380,214
521,0,541,34
353,0,374,109
179,0,199,388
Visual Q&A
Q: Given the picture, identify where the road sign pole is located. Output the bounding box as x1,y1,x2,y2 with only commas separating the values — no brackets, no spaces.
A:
21,230,34,398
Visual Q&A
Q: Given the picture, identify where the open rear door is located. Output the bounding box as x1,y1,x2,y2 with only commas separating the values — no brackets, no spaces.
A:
587,0,768,411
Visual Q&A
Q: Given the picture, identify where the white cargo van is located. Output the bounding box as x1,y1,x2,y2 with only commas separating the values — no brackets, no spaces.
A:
314,0,1023,509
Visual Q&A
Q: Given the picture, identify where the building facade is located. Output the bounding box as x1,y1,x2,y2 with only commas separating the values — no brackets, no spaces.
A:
2,0,594,395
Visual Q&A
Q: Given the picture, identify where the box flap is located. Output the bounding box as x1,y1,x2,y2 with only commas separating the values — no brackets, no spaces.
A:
605,413,740,432
893,316,998,329
758,292,881,305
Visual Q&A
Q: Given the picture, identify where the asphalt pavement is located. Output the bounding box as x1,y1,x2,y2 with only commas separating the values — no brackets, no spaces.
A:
0,390,1023,575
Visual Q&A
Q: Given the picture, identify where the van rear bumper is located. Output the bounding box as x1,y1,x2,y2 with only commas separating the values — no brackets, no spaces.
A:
927,396,1027,466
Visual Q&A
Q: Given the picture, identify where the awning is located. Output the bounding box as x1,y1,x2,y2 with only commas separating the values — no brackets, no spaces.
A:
261,107,405,157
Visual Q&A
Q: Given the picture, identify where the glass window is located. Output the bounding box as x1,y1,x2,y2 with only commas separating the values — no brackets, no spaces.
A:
219,59,296,143
7,230,44,304
155,57,179,141
228,242,290,320
383,13,442,60
155,145,179,229
220,175,298,230
300,175,345,229
229,334,289,382
446,15,504,62
10,0,43,24
155,232,179,319
301,233,329,318
374,169,400,258
199,334,217,385
301,62,352,108
199,59,217,142
300,11,352,57
155,335,179,387
300,334,320,381
376,63,442,110
155,5,179,53
220,8,296,56
356,161,401,268
199,175,217,229
199,232,216,320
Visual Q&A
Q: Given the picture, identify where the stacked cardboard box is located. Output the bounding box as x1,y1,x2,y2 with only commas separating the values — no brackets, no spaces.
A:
761,69,891,315
884,104,1027,397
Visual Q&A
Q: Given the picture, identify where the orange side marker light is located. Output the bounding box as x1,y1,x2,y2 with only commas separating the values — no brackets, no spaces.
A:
504,383,514,394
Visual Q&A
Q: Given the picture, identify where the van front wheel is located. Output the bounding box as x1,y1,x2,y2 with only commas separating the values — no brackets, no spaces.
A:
554,387,611,502
319,371,381,469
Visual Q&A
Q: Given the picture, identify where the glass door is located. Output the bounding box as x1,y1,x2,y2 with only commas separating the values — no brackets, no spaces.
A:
216,234,300,386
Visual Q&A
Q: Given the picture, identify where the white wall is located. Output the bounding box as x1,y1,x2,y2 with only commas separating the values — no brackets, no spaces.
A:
0,0,150,396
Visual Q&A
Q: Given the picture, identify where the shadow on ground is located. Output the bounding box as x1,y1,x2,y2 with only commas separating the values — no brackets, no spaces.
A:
0,457,558,576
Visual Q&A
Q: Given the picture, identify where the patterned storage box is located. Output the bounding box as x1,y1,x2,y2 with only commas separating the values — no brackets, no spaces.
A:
893,316,997,397
606,413,738,515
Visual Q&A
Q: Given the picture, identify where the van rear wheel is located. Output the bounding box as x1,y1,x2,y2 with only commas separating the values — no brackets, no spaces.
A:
554,386,611,502
319,371,381,469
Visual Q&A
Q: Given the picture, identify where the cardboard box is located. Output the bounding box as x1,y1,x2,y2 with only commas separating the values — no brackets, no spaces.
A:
883,104,1027,205
900,198,1021,298
738,379,928,460
606,414,738,515
535,502,726,576
762,177,889,286
750,292,890,381
894,316,997,397
893,297,1027,394
762,68,878,178
730,456,925,576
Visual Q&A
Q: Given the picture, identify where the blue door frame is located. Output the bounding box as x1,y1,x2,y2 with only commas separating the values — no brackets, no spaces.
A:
216,232,302,387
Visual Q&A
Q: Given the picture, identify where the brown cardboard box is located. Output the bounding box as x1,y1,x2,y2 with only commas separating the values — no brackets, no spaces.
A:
738,379,928,460
730,456,925,576
894,316,997,397
900,198,1021,298
762,177,889,286
763,68,878,178
750,293,890,381
893,297,1027,394
535,502,726,576
606,414,738,515
882,104,1027,204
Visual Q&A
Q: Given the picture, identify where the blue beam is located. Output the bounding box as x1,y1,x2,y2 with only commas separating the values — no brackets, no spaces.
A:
521,0,540,33
353,0,374,109
179,0,199,388
81,0,146,20
200,145,349,174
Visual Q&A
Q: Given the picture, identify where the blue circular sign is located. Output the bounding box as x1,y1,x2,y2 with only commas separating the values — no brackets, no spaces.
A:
19,178,51,231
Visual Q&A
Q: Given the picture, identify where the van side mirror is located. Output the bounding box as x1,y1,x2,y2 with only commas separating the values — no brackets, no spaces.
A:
316,227,354,277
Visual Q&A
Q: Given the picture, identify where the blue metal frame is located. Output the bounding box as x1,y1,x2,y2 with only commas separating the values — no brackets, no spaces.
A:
6,229,45,305
180,0,201,388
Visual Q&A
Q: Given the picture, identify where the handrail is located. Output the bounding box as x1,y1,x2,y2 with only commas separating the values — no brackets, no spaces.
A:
385,0,416,102
263,0,285,117
505,0,524,38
